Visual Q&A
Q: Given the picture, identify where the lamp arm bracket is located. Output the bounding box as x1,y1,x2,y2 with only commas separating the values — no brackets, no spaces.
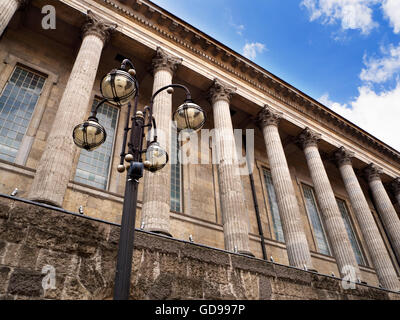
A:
89,98,108,119
150,84,192,104
121,59,136,71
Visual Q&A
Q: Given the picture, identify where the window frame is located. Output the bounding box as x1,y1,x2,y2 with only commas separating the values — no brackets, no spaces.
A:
370,208,400,275
0,64,47,163
301,182,332,256
0,54,58,166
170,129,183,213
335,196,368,267
262,167,285,243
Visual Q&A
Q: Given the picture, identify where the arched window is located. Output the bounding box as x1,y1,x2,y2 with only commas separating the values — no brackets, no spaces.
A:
74,99,118,190
0,65,46,162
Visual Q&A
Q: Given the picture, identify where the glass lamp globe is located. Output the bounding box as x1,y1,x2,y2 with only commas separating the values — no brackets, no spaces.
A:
100,69,136,106
143,141,168,172
173,101,206,132
72,118,107,151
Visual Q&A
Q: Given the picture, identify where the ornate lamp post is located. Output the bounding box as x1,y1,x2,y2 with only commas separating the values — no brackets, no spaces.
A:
72,58,206,300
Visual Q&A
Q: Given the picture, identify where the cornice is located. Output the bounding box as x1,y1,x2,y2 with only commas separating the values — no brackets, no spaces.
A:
96,0,400,167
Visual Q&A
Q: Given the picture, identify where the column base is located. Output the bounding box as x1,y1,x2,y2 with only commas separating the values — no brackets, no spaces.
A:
28,197,62,208
146,228,173,238
238,251,255,257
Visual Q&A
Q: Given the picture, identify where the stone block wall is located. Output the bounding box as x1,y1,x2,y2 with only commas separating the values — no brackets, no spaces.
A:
0,196,399,300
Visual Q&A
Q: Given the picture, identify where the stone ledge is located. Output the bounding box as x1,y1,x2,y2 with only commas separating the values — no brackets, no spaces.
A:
0,196,399,300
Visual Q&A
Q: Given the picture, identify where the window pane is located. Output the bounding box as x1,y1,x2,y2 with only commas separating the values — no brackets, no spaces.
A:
74,99,118,190
263,169,285,242
336,198,366,266
0,66,46,162
170,128,181,212
302,184,331,255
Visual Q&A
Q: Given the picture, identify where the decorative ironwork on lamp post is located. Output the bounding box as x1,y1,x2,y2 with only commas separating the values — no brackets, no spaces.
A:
72,58,206,300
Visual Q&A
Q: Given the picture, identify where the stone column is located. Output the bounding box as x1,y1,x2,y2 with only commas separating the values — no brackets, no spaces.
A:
28,11,116,206
335,147,399,291
208,79,252,256
0,0,28,36
140,47,182,236
257,105,313,269
391,178,400,208
365,164,400,262
298,128,361,280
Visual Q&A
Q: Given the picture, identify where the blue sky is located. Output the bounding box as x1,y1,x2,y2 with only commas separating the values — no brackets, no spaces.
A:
152,0,400,151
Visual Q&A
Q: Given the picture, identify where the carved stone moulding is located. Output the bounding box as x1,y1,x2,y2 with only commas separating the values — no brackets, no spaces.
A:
208,78,236,105
364,163,383,183
82,10,117,43
391,177,400,196
256,104,282,128
151,47,182,75
334,146,354,167
297,127,321,149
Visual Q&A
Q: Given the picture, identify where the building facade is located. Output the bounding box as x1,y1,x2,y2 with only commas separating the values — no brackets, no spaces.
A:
1,0,400,292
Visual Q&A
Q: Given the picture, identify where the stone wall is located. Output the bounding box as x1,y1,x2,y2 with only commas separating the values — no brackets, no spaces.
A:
0,196,399,300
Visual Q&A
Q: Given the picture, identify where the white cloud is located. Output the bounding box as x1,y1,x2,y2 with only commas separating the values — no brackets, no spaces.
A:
319,92,348,109
382,0,400,34
360,43,400,83
235,24,245,36
226,10,246,36
322,83,400,151
301,0,379,35
242,42,266,60
303,1,400,151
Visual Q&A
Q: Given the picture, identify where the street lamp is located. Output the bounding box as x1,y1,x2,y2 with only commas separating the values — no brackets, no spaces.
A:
72,58,206,300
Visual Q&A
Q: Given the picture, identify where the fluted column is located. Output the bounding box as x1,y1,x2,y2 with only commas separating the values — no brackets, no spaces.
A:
140,47,182,236
391,178,400,208
365,164,400,262
28,11,116,206
209,79,252,255
257,106,313,269
335,148,399,291
0,0,28,36
298,128,361,280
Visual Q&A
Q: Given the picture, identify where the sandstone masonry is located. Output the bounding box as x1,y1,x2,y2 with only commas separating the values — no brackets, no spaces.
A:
0,196,399,300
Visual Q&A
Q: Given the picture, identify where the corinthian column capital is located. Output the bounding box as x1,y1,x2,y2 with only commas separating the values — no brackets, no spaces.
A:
391,178,400,196
82,10,117,44
256,104,282,128
151,47,182,75
297,127,321,149
334,147,354,167
364,163,383,183
208,78,236,105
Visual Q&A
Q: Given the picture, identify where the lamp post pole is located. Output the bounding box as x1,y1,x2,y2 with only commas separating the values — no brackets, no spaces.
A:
113,108,145,300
